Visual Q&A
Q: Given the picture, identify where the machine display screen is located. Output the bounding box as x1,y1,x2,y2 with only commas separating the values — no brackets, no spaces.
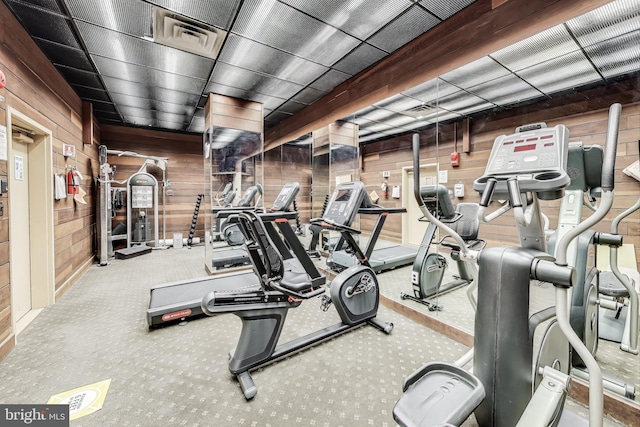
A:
335,189,352,202
514,143,537,152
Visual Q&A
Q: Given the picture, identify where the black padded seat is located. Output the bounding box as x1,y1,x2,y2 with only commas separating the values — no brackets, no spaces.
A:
280,258,313,292
600,271,634,298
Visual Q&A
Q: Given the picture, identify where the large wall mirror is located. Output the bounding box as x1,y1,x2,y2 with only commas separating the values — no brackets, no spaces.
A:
328,0,640,408
203,126,264,273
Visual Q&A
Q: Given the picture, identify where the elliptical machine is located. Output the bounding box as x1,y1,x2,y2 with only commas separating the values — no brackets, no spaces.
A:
401,185,484,311
393,104,621,427
201,181,392,400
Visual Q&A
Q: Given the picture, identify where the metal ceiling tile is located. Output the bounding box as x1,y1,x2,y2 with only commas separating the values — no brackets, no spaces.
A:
188,114,206,133
218,35,328,85
466,74,543,106
103,76,201,105
7,0,62,13
76,21,215,78
209,63,304,100
437,90,495,115
361,121,396,133
401,78,459,103
280,0,413,40
291,87,327,105
94,110,122,121
377,114,418,128
56,65,103,88
373,93,423,112
6,1,80,48
35,37,94,71
583,30,640,78
277,100,307,115
110,93,197,116
355,107,395,122
205,82,285,111
516,51,602,95
120,106,190,125
67,0,152,38
310,69,351,92
418,0,476,20
71,84,111,103
567,0,640,48
109,94,153,110
92,102,119,115
367,5,440,53
92,56,207,94
332,42,387,75
491,25,579,71
147,0,241,30
157,121,188,131
440,56,510,89
233,0,360,66
265,110,294,123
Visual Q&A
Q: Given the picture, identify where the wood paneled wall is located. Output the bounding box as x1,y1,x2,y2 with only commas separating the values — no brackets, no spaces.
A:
0,2,97,360
99,125,205,243
360,77,640,271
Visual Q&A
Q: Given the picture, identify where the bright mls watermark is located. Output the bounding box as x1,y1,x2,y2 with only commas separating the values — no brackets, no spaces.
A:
1,405,68,426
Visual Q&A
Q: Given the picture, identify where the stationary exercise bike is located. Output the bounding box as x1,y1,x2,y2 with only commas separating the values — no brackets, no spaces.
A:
394,104,621,427
201,181,393,400
401,185,484,311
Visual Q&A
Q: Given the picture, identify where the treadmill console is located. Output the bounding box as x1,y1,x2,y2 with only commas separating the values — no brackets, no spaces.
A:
324,181,366,226
474,124,570,200
237,185,259,207
271,182,300,212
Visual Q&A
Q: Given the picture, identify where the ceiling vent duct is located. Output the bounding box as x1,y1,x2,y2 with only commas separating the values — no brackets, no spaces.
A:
152,6,227,59
401,104,437,118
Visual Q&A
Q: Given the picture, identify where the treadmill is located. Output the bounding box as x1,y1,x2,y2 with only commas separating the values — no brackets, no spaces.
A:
210,182,300,270
147,183,300,328
326,199,414,274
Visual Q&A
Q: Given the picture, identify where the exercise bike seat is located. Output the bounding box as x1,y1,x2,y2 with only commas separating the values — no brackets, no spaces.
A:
280,258,314,293
600,271,633,298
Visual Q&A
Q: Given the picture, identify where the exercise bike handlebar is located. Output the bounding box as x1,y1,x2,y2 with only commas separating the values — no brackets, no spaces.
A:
412,134,472,258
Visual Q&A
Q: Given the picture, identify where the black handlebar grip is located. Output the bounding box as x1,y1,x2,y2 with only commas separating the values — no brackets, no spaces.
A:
479,178,497,207
602,103,621,191
531,258,576,289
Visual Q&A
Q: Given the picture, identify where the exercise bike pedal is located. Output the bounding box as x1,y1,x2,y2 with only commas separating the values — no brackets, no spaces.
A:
320,295,333,311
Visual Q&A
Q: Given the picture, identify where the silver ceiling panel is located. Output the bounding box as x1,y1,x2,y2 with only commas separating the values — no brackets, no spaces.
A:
367,5,440,53
265,111,294,123
401,78,459,103
361,121,396,133
233,0,360,66
567,0,640,48
71,84,112,103
356,107,396,122
103,77,201,105
209,63,304,100
440,56,510,89
146,0,241,30
332,42,387,75
205,82,286,111
373,93,423,112
418,0,476,20
35,38,94,71
67,0,152,38
466,74,543,106
77,21,215,79
516,51,602,95
157,121,186,131
9,0,61,13
491,25,579,71
188,110,206,133
291,87,327,105
7,2,80,48
56,65,103,88
584,30,640,78
92,56,207,94
428,89,494,115
109,93,196,116
280,0,413,40
379,114,420,128
219,35,328,85
120,107,190,124
310,69,352,92
277,100,308,115
92,102,119,114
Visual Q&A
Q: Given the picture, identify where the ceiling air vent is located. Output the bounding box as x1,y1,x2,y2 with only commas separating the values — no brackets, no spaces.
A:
152,6,227,59
401,104,437,118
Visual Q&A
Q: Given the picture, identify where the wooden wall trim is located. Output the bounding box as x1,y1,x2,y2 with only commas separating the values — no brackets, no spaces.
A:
264,0,610,150
54,256,93,300
0,333,15,361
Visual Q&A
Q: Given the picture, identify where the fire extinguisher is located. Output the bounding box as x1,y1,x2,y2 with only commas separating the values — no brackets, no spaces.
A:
67,168,79,194
381,179,388,198
450,122,460,167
